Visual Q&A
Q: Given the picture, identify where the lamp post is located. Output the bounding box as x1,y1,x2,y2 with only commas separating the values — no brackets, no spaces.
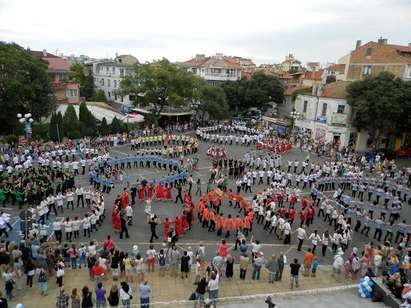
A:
17,113,34,140
290,110,300,134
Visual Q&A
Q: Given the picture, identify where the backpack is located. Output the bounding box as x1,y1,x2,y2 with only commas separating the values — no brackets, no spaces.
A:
38,270,47,283
159,254,166,266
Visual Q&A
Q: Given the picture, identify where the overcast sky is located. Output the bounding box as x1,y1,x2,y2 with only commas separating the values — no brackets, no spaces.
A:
1,0,410,65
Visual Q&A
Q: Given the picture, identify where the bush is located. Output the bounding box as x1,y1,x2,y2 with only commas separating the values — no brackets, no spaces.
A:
32,123,49,141
5,134,18,145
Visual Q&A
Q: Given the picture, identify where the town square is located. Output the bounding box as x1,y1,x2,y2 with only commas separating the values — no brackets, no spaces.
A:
0,1,411,308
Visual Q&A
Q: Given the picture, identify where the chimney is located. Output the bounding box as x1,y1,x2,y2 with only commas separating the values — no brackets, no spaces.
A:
378,37,388,45
42,49,47,57
355,40,362,50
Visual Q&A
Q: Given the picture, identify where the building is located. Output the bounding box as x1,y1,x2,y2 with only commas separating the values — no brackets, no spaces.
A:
294,81,356,149
324,64,346,81
278,53,302,73
31,50,80,104
92,54,139,105
306,62,321,72
179,53,242,84
347,38,411,81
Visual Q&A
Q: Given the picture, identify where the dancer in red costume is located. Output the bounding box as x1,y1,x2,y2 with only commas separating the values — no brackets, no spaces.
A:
174,216,183,237
146,183,153,199
164,184,172,200
161,217,172,240
181,212,189,231
120,188,129,209
156,183,164,200
137,184,145,202
112,205,121,233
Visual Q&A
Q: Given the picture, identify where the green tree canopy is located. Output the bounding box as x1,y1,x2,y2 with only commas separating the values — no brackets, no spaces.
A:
221,73,284,114
70,63,94,99
63,104,80,139
120,59,200,119
92,89,107,102
346,72,410,145
197,83,229,121
99,117,109,136
0,42,55,134
79,101,98,137
110,116,123,134
326,75,336,84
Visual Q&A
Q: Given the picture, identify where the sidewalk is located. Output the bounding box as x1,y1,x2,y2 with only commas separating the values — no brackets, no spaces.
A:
8,266,354,307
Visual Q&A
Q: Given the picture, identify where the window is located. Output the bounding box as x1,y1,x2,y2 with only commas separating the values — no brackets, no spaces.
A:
66,89,78,97
303,100,308,113
114,80,117,88
106,67,109,73
112,67,115,74
101,78,104,86
119,69,124,77
321,103,327,116
362,65,372,76
108,91,111,98
337,105,345,114
107,79,111,87
406,64,411,78
366,48,372,56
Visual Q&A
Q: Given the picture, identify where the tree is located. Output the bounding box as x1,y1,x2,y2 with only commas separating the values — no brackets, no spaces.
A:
346,72,406,147
99,117,109,136
56,112,64,140
120,59,199,122
326,75,336,84
79,101,97,137
92,89,108,102
0,42,55,134
49,112,59,141
221,73,284,114
197,83,229,121
70,63,94,99
63,104,80,139
110,116,123,134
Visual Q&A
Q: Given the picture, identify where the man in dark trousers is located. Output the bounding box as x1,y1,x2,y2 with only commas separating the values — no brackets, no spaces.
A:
119,210,129,239
174,183,183,204
149,215,159,242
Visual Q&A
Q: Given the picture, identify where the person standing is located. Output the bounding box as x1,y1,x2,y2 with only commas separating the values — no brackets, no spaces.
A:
289,258,301,290
119,281,132,308
303,249,314,277
308,230,321,254
252,252,264,280
239,254,249,280
76,186,84,208
56,288,69,308
265,254,279,284
208,271,219,308
139,280,151,308
148,215,159,243
180,251,190,279
119,210,129,239
296,226,306,251
95,282,106,308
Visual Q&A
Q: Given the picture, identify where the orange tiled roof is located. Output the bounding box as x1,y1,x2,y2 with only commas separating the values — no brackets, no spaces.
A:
326,64,345,74
350,41,411,64
320,81,351,99
304,69,324,81
180,55,240,68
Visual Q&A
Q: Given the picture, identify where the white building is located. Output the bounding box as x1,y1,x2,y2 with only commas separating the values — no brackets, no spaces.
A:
92,54,138,105
294,81,356,149
179,53,242,85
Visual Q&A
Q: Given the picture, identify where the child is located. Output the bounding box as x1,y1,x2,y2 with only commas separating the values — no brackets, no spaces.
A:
158,249,167,277
55,261,65,287
37,267,48,296
311,257,319,277
78,245,87,269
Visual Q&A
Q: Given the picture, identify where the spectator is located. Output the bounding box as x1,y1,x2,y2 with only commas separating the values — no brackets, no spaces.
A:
265,254,279,283
107,285,119,307
239,254,249,280
194,277,207,308
252,252,264,280
290,258,301,290
181,251,190,279
139,280,151,308
81,286,93,308
225,254,234,280
37,267,48,296
95,282,106,308
119,281,132,308
71,288,81,308
208,271,219,308
0,291,8,308
303,248,314,276
56,288,69,308
276,253,285,281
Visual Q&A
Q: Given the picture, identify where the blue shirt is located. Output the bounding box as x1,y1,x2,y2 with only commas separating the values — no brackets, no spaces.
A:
139,284,151,299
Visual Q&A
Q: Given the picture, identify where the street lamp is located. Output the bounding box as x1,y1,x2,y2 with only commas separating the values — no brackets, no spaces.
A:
17,113,34,140
290,110,300,132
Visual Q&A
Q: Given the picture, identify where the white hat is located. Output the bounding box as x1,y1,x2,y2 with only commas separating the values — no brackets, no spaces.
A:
133,245,138,251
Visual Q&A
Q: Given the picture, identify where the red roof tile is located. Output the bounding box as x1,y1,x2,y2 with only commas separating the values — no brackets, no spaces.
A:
320,81,351,99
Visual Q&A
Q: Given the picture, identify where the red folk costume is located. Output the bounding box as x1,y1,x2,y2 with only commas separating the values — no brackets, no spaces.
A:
112,206,121,232
164,184,172,200
181,213,189,231
156,183,164,200
161,219,172,239
174,217,183,237
120,191,129,209
137,185,145,201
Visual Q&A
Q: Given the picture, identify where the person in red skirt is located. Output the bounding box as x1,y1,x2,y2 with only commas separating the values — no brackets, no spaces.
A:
174,216,183,238
161,217,172,240
156,183,164,201
146,183,153,199
164,183,172,200
112,205,121,233
137,184,145,202
120,188,129,209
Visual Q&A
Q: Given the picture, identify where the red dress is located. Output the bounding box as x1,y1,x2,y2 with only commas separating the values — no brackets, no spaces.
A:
161,220,172,239
174,217,183,237
112,206,121,232
138,185,145,201
120,191,129,209
181,213,189,231
156,184,164,200
164,184,172,200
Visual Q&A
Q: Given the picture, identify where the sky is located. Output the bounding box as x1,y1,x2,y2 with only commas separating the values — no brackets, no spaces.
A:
1,0,411,65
